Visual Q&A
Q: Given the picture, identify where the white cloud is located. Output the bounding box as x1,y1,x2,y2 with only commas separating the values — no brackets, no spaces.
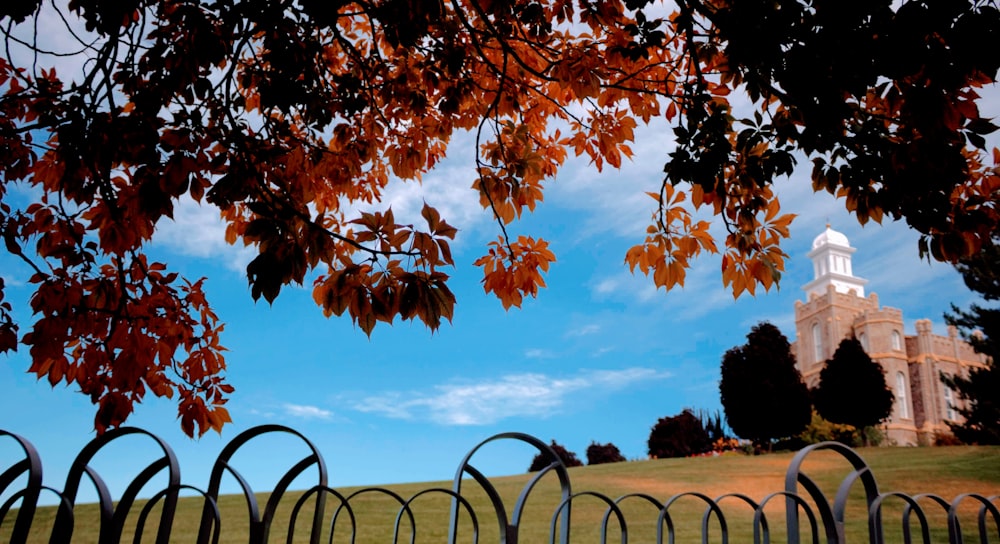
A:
150,157,487,274
247,408,277,419
590,258,743,321
153,197,256,272
351,367,671,425
283,404,334,420
565,323,601,337
593,277,618,296
851,227,958,296
347,131,495,247
524,348,556,359
548,124,675,241
590,346,615,358
0,274,25,288
591,272,661,303
6,8,93,83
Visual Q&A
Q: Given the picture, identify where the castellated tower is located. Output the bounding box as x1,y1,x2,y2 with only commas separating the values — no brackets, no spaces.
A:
792,226,987,446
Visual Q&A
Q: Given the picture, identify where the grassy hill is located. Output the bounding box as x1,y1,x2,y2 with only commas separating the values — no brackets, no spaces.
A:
4,445,998,543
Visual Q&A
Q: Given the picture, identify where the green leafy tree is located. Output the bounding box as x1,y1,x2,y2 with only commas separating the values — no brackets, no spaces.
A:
942,239,1000,445
813,337,894,446
647,408,712,459
720,322,811,450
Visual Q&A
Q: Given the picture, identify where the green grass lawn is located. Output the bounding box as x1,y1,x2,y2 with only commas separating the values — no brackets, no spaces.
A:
3,445,998,543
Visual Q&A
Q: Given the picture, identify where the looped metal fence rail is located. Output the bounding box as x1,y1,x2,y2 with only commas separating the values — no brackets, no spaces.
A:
1,425,997,543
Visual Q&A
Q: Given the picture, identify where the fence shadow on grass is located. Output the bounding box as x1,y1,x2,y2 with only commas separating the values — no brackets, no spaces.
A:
1,425,998,543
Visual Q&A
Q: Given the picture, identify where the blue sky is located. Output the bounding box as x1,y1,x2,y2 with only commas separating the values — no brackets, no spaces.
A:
1,10,998,505
2,114,992,504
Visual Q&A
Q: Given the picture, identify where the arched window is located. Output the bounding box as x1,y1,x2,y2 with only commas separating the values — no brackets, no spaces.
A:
891,330,902,351
896,372,909,419
812,323,823,363
943,385,957,421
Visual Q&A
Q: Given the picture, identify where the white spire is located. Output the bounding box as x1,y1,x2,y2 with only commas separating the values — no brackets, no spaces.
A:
802,225,867,297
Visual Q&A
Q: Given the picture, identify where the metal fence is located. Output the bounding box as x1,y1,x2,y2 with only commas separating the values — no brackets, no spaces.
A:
1,425,997,543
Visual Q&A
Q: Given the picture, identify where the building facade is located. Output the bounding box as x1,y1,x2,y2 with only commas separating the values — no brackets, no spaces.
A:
792,226,988,445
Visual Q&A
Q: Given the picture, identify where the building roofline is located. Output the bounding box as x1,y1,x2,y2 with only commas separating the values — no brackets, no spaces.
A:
806,244,857,259
802,274,869,292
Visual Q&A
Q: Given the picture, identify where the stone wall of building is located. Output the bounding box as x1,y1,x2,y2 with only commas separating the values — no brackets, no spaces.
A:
792,226,988,446
903,319,987,444
793,287,878,386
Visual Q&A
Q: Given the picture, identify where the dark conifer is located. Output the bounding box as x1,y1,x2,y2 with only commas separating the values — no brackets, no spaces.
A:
813,337,894,445
720,322,811,450
942,238,1000,444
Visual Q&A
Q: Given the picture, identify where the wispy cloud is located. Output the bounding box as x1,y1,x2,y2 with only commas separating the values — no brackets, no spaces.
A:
283,403,334,421
592,272,661,304
365,169,487,239
589,260,740,321
8,9,94,82
0,274,25,288
590,346,615,358
153,197,255,272
565,323,601,337
524,348,556,359
347,131,493,247
152,163,488,274
351,368,671,425
547,123,679,241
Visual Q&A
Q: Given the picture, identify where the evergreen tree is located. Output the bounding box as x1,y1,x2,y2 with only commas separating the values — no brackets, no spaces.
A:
696,409,729,444
941,239,1000,444
813,337,894,446
719,323,811,450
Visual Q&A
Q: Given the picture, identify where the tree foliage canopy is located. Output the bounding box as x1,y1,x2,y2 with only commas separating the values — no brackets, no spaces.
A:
528,440,583,472
719,322,811,448
813,337,894,438
647,408,711,459
942,237,1000,444
585,441,626,465
1,0,998,434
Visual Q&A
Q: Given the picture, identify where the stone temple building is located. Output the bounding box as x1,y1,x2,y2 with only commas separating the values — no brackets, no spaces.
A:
792,225,988,445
